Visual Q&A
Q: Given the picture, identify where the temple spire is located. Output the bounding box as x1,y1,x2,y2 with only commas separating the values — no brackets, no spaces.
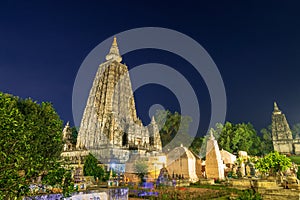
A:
105,36,122,62
274,102,279,110
273,102,281,114
151,116,156,124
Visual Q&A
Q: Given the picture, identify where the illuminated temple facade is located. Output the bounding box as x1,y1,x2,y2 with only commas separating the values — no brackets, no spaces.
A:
65,37,162,170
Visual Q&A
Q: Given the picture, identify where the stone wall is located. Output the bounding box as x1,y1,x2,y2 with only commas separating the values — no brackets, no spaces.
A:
273,140,293,154
293,139,300,155
258,188,300,200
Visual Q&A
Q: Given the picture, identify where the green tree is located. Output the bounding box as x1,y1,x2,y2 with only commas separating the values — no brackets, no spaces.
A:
255,151,292,177
61,170,75,197
260,125,274,155
42,165,75,196
189,137,204,155
42,166,66,187
291,123,300,139
83,153,105,181
71,126,78,145
0,92,64,199
155,110,193,151
134,160,148,183
218,122,261,155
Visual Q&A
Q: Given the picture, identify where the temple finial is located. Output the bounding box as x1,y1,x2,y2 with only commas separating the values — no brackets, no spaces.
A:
274,102,278,110
105,36,122,62
151,116,156,124
273,102,281,114
113,36,117,46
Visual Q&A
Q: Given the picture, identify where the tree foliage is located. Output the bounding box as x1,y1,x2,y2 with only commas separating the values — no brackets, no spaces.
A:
260,125,274,155
71,126,78,145
42,167,66,187
42,165,75,196
217,122,261,155
189,137,204,155
291,123,300,139
255,151,292,176
0,92,63,198
155,110,193,151
191,122,273,157
83,153,105,181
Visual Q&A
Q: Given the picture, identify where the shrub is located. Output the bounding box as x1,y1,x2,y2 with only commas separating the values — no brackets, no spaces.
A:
237,189,262,200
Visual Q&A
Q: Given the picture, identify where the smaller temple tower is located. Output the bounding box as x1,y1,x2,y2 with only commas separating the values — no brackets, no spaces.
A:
62,122,74,151
61,122,89,167
272,102,294,154
147,116,162,151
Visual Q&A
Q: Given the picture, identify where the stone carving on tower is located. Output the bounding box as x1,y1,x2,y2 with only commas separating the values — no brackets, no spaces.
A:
271,102,294,154
75,37,162,165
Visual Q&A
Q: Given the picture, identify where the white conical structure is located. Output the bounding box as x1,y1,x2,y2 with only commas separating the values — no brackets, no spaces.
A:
205,130,225,180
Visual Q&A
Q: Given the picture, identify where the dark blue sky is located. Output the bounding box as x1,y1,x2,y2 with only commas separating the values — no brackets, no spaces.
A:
0,0,300,136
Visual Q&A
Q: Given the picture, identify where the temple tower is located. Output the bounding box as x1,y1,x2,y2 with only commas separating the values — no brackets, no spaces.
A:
147,116,162,151
271,102,293,154
75,37,162,166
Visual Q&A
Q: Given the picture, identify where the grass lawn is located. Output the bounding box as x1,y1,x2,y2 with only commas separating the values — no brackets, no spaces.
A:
129,184,261,200
289,155,300,165
129,186,228,200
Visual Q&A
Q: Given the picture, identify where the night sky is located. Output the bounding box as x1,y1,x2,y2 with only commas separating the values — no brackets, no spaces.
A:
1,1,300,136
